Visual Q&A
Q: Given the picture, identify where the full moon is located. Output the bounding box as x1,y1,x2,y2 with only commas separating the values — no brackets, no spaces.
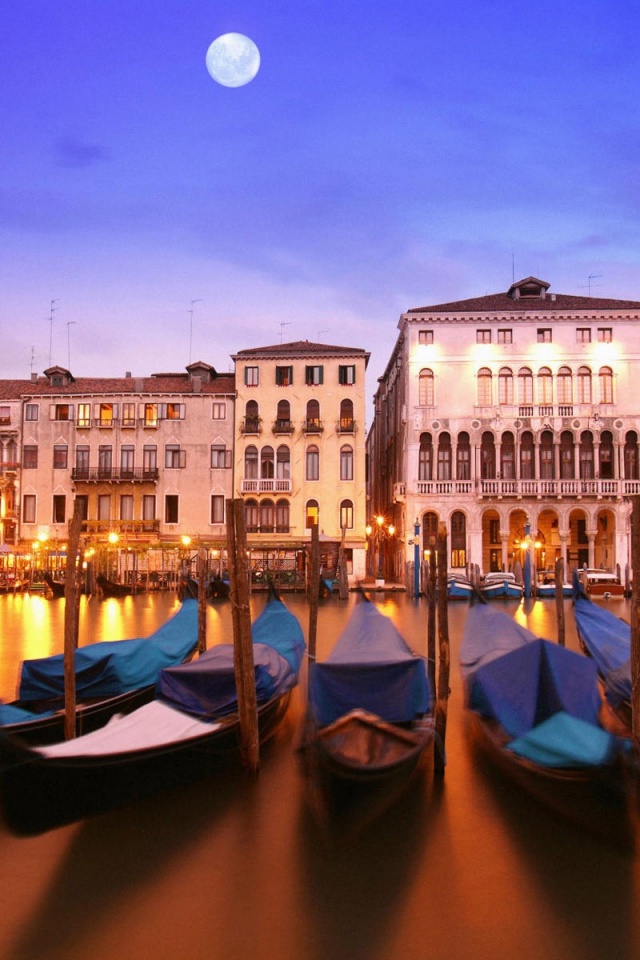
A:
205,33,260,88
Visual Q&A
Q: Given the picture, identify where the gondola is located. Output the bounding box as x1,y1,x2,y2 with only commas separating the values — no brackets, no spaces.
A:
297,591,437,833
42,572,66,599
0,598,200,745
461,595,634,847
178,575,230,602
96,574,134,598
480,571,524,600
572,572,632,731
0,587,305,835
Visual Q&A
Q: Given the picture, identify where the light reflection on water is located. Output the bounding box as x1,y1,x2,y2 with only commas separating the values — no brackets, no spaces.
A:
1,590,639,960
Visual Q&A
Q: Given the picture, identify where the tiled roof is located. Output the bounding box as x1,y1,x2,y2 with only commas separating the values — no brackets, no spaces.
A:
233,340,370,363
407,291,640,315
0,373,236,399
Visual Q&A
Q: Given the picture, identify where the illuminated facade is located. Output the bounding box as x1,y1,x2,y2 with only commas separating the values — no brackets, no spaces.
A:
369,277,640,582
232,340,370,583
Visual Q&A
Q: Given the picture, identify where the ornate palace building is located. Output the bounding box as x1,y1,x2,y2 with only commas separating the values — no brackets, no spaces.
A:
368,277,640,583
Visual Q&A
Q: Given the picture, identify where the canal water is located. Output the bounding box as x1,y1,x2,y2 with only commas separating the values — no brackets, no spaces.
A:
0,590,638,960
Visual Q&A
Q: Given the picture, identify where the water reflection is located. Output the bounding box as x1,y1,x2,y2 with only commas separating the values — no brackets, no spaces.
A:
1,591,639,960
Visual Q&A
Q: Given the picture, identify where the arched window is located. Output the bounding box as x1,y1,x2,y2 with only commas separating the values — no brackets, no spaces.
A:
560,430,574,479
260,445,274,479
339,398,354,431
480,432,496,480
340,499,354,530
477,367,492,406
498,367,513,405
260,499,274,533
451,511,466,568
244,445,258,479
276,445,290,480
456,432,471,481
306,399,320,429
624,431,638,480
580,431,594,480
537,367,553,404
557,366,573,404
276,399,290,429
518,367,533,405
540,430,554,479
520,431,535,479
577,366,592,404
306,445,319,481
340,445,354,480
422,511,438,555
276,499,290,533
418,433,432,481
245,399,259,431
599,430,614,479
419,368,434,406
306,499,319,528
500,431,515,479
599,366,613,404
437,432,452,481
244,499,259,533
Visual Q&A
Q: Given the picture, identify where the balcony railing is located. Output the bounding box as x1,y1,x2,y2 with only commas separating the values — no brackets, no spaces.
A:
240,419,262,435
302,418,324,434
240,479,292,494
272,419,294,435
82,519,160,537
413,478,626,499
337,419,356,434
72,467,159,482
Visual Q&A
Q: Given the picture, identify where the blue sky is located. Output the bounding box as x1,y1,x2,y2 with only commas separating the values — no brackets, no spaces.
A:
2,0,639,418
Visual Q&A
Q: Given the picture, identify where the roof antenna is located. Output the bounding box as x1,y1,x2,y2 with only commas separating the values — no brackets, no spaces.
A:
317,329,328,341
580,274,603,297
279,321,291,344
188,299,201,364
48,299,59,367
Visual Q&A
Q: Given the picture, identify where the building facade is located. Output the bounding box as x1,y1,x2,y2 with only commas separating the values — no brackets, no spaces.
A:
369,277,640,584
232,340,370,584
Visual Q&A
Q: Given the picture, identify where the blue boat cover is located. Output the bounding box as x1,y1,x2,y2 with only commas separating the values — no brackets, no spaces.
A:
469,638,602,738
17,599,200,703
460,603,539,680
0,702,55,724
507,711,619,767
156,596,305,718
309,599,430,726
573,589,631,707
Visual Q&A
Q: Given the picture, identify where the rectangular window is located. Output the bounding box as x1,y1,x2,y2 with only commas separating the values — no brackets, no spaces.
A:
338,365,356,385
98,494,111,521
0,405,9,424
537,329,552,343
99,402,116,426
476,330,491,344
142,494,156,521
210,495,225,524
98,445,113,478
52,494,66,524
120,445,135,475
23,445,38,469
22,494,36,523
497,329,512,344
340,502,354,529
75,446,90,476
210,444,232,469
122,402,136,427
53,444,68,469
165,444,186,468
77,403,91,427
51,403,73,421
275,365,293,386
212,402,227,420
120,494,134,521
577,328,591,343
24,403,39,421
143,403,158,427
165,494,179,524
418,330,434,344
165,403,183,420
245,366,259,386
598,327,612,342
305,365,324,385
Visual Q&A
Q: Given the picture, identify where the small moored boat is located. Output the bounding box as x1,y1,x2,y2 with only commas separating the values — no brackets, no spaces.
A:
481,571,524,600
578,568,625,600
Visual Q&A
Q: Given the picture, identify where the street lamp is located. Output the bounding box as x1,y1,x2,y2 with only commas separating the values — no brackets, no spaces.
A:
365,515,395,582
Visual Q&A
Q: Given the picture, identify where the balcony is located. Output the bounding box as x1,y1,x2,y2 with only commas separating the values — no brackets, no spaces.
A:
72,468,159,483
337,419,356,434
302,418,324,434
241,479,292,494
272,419,294,435
240,418,262,435
412,478,625,500
82,519,160,537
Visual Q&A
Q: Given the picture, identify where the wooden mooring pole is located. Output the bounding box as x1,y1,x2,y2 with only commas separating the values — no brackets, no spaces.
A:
226,498,260,774
197,547,208,653
554,556,565,646
307,523,320,680
63,500,84,740
630,497,640,746
434,523,450,775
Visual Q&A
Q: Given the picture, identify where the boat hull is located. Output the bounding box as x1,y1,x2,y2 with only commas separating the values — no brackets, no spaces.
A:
0,692,291,836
